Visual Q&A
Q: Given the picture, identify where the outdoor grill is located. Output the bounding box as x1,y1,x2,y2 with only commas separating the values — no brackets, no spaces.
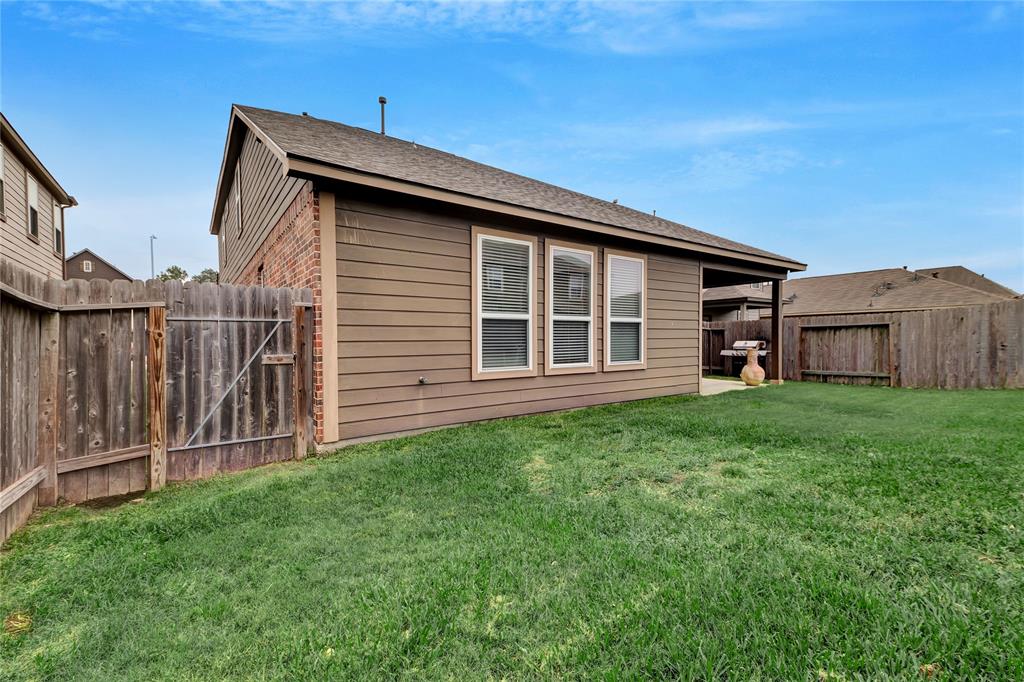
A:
720,340,768,376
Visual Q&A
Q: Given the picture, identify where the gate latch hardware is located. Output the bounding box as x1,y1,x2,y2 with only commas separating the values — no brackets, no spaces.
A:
262,353,295,365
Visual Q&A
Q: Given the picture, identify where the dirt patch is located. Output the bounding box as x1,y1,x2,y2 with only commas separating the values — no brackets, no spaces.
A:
523,455,552,493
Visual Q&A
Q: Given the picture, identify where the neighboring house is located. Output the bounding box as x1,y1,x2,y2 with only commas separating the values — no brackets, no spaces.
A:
702,282,774,322
65,248,132,281
1,113,76,279
768,267,1014,317
210,105,804,446
704,266,1017,321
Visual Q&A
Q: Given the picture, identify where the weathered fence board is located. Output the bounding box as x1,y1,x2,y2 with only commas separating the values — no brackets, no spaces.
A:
1,260,51,541
1,257,312,543
704,299,1024,388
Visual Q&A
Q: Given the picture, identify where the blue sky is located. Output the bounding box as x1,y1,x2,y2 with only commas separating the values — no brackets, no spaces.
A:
2,1,1022,290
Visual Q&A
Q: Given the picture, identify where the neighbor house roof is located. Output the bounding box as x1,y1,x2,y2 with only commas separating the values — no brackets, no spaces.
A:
775,267,1014,316
1,112,76,207
66,248,132,280
702,283,774,306
212,104,804,272
915,265,1018,298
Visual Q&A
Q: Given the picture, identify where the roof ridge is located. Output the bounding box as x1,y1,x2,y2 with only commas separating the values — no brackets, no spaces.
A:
910,271,1012,300
914,265,1019,297
233,104,800,265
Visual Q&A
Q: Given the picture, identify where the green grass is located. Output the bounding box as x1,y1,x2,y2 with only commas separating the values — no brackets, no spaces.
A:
2,383,1022,680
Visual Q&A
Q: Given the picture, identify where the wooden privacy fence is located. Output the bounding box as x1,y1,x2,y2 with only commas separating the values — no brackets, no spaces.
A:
1,259,312,542
703,298,1024,388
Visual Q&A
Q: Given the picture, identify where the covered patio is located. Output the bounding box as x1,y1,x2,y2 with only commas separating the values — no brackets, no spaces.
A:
701,262,789,385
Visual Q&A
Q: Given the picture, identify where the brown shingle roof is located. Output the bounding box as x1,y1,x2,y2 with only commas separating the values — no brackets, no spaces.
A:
234,105,802,267
777,268,1013,315
916,265,1018,298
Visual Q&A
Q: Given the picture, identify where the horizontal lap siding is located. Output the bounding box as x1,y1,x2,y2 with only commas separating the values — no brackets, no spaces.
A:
220,129,305,283
335,200,699,441
1,145,61,279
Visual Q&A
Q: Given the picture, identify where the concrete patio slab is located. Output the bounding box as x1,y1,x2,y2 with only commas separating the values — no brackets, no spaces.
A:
700,378,760,396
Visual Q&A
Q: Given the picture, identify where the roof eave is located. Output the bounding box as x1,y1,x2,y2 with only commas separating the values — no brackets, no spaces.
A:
285,155,807,273
209,106,293,235
1,113,75,206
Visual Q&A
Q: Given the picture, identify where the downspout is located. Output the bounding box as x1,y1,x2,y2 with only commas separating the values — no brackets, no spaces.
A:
59,195,77,280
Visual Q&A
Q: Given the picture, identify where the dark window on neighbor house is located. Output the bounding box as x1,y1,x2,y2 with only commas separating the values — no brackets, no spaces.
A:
257,263,265,287
751,282,763,290
83,260,93,273
27,175,39,239
53,202,63,254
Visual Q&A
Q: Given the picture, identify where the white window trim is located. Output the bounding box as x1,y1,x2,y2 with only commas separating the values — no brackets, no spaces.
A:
472,227,536,380
83,260,93,273
604,251,647,370
545,241,596,374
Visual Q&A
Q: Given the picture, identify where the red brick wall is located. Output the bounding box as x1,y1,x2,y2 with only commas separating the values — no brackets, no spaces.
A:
234,182,327,443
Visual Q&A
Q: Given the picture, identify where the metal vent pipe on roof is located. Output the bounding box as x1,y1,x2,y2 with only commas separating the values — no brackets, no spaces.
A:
379,96,387,135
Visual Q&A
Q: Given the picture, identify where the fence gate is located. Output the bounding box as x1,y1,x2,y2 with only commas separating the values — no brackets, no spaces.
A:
797,322,894,386
162,282,310,482
51,278,312,504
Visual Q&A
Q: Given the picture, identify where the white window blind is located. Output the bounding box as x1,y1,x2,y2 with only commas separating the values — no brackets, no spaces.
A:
607,254,644,364
478,235,533,371
549,246,593,367
27,175,39,238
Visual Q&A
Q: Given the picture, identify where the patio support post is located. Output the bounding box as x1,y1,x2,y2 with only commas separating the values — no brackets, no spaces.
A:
770,280,784,384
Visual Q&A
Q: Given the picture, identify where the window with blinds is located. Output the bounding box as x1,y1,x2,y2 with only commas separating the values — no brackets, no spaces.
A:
477,233,534,373
606,253,645,366
548,245,593,369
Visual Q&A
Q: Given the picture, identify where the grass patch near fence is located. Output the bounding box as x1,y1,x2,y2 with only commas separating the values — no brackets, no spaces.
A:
2,383,1022,679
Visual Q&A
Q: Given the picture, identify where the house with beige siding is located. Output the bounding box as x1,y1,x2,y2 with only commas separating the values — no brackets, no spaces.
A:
1,113,76,279
210,105,805,447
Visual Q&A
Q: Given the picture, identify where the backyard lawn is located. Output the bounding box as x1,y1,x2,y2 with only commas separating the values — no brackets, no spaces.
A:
1,383,1022,679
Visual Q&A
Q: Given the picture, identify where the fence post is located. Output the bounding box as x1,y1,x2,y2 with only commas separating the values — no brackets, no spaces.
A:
770,280,784,384
148,306,167,490
293,304,308,460
36,304,60,506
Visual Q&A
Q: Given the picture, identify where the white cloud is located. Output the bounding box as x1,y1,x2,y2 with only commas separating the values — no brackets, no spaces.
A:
19,1,820,54
682,147,802,191
564,116,803,151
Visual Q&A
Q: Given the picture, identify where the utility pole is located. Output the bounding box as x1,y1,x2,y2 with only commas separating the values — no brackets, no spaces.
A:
150,235,158,279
